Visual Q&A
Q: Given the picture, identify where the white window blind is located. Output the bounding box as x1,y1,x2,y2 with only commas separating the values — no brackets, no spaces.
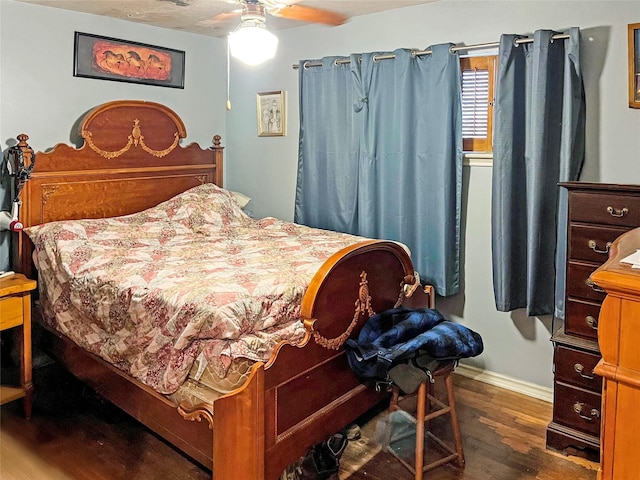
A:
461,69,490,139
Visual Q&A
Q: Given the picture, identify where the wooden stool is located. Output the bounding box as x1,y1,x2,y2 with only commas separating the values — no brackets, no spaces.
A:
387,361,464,480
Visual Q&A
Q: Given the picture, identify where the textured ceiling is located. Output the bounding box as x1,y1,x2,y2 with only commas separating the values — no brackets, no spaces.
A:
15,0,438,37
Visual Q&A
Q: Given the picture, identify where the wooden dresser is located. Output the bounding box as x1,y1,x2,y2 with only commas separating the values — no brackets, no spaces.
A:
591,227,640,480
546,182,640,461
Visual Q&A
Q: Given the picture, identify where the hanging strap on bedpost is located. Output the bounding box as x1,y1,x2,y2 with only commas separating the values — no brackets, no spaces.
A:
304,271,376,350
393,272,421,308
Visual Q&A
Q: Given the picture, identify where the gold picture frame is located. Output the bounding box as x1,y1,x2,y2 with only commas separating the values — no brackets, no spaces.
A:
629,23,640,109
257,91,286,136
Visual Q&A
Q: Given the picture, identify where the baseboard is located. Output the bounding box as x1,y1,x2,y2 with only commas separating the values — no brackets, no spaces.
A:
455,363,553,403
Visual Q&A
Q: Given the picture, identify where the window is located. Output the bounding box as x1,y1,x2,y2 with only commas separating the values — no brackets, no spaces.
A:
460,55,496,153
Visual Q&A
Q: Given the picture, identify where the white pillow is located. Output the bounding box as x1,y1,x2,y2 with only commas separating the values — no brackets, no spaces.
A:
230,191,251,208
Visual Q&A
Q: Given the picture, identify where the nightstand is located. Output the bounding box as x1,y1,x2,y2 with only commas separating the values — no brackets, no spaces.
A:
0,273,37,419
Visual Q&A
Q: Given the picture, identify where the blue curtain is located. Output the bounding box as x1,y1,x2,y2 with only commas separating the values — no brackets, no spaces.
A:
295,56,361,233
295,45,462,296
491,28,585,316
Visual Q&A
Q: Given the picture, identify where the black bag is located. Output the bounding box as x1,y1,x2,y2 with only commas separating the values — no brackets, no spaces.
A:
344,307,484,393
280,430,349,480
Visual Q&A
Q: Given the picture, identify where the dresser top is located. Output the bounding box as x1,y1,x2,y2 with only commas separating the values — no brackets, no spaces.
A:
560,182,640,193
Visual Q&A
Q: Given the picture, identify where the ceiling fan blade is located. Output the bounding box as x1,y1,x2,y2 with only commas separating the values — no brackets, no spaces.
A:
269,4,347,26
197,9,242,27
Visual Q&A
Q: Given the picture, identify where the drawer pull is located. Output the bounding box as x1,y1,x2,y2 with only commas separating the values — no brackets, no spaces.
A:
585,315,598,330
574,363,595,380
606,206,629,218
573,402,600,421
586,278,605,293
587,239,612,255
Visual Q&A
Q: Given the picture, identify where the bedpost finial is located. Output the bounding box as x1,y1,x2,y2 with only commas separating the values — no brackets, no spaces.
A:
17,133,30,147
16,134,35,168
213,135,221,147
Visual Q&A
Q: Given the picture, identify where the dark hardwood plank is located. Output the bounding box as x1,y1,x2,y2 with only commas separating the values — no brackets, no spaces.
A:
0,361,598,480
341,375,598,480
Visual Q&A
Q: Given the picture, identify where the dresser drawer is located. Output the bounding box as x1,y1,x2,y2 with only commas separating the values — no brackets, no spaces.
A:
0,295,24,330
552,382,602,437
565,299,600,341
554,346,602,391
567,261,607,303
569,224,631,263
570,192,640,227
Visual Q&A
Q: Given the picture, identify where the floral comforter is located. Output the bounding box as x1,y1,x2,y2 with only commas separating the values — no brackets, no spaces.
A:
26,184,363,394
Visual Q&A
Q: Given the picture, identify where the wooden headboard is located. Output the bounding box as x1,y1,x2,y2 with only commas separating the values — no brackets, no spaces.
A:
12,100,223,277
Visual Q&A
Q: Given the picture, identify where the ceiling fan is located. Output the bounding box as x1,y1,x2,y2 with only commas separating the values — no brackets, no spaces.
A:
204,0,348,65
204,0,348,29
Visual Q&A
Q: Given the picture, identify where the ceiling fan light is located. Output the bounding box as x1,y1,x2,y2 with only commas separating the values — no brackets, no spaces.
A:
229,22,279,66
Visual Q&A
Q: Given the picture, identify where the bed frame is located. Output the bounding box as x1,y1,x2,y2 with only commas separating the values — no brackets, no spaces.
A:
11,100,432,480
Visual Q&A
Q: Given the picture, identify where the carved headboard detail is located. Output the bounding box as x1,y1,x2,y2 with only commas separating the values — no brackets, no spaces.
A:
80,100,187,159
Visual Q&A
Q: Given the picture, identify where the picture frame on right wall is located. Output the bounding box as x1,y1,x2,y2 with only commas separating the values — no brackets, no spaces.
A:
629,23,640,108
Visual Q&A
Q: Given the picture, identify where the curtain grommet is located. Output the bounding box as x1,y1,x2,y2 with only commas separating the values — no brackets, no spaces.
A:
411,50,417,58
303,61,311,70
448,45,456,55
373,55,381,63
334,59,340,67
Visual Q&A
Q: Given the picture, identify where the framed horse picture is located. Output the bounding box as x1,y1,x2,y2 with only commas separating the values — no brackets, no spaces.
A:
73,32,185,89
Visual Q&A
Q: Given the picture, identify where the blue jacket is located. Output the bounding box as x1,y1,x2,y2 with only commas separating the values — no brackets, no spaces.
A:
344,307,483,383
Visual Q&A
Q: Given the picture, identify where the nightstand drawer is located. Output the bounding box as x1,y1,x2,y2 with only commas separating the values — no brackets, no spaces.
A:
570,224,631,263
565,299,600,341
554,346,602,391
570,192,640,227
552,382,601,437
0,296,24,330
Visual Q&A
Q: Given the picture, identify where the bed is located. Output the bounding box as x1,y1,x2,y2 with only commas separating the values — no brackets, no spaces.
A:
11,100,433,480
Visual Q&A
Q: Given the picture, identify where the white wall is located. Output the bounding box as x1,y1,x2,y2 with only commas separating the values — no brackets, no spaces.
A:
224,0,640,391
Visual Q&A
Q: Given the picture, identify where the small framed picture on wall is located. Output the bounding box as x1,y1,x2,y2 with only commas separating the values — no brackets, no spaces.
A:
629,23,640,108
257,91,286,136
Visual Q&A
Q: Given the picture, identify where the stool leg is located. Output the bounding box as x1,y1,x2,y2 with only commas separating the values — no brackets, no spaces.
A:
415,381,427,480
389,386,400,412
445,374,465,466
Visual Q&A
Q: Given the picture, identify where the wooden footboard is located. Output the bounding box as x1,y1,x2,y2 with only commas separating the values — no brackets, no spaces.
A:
213,240,428,480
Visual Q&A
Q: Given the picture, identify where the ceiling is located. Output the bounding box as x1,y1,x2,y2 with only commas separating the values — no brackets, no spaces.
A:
15,0,438,38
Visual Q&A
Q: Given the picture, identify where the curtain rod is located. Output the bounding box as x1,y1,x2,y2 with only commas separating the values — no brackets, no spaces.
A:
292,33,570,69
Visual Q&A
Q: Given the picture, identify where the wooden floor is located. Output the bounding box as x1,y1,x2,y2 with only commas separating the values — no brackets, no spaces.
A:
0,360,598,480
